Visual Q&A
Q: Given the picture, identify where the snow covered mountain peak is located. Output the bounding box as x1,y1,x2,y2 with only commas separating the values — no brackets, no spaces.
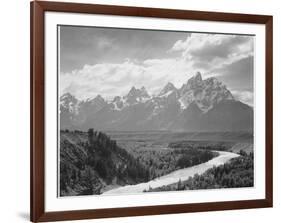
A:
178,72,234,112
92,94,106,104
194,71,203,82
127,86,149,97
60,93,78,105
187,71,203,85
139,86,150,98
125,86,150,104
84,94,106,107
95,94,104,100
60,92,80,115
60,92,74,100
158,82,177,97
127,86,137,97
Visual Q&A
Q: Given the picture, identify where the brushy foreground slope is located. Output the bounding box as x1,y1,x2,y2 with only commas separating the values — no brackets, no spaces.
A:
60,129,149,196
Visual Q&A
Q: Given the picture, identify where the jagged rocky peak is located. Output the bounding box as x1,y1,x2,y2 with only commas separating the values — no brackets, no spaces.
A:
84,94,107,109
127,86,150,98
194,71,203,81
127,86,137,96
125,86,150,104
111,95,124,110
178,72,236,112
204,77,234,99
86,94,105,103
60,92,76,100
140,86,150,97
92,94,106,105
158,82,177,96
187,71,203,86
204,76,220,86
180,72,203,95
94,94,105,101
60,93,79,108
60,92,80,115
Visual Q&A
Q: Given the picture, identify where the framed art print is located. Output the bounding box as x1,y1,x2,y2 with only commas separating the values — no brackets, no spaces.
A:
30,1,273,222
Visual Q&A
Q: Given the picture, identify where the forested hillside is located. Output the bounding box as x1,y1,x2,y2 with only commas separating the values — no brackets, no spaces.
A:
60,129,149,196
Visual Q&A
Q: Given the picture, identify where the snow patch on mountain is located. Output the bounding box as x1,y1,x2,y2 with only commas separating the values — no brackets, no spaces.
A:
178,72,234,113
123,86,151,105
60,93,80,115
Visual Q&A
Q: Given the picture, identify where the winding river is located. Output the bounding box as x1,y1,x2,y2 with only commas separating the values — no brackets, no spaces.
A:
103,151,239,195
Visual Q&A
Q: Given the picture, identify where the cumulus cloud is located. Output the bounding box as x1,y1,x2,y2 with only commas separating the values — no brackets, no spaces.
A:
61,61,145,99
60,58,200,100
210,55,254,94
60,31,254,105
232,90,254,106
171,33,253,72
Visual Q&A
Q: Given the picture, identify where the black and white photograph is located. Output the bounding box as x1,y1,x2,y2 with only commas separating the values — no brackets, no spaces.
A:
59,26,254,197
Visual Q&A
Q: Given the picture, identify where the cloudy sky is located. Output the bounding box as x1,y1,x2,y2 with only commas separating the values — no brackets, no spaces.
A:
59,25,254,105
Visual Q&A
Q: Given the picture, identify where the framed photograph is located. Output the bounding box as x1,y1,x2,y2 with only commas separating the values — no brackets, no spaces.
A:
30,1,273,222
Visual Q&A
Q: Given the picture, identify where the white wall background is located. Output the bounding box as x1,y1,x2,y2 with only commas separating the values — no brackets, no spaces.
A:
0,0,279,222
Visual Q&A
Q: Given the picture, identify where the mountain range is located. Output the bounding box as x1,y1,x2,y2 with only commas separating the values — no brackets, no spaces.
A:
60,72,253,132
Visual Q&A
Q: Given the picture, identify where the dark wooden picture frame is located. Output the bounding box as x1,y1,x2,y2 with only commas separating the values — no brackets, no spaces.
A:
30,1,273,222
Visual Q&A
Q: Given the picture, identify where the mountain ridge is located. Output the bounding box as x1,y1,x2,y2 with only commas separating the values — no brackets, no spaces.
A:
60,72,253,132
